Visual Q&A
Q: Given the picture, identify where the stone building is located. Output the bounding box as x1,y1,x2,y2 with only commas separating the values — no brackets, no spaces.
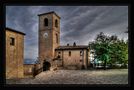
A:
38,11,90,70
55,44,90,69
5,11,90,79
6,27,25,79
38,11,60,70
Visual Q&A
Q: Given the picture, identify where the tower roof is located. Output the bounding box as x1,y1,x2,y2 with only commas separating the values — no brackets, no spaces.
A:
38,11,61,19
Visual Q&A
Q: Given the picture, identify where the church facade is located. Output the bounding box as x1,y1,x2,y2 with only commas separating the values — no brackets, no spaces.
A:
38,11,90,70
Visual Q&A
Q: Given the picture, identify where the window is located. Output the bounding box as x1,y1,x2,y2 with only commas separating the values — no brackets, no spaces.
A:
57,55,61,58
69,51,71,56
56,34,58,44
44,18,48,26
58,52,61,54
80,51,83,56
29,68,32,72
10,37,15,45
57,52,61,58
55,19,58,28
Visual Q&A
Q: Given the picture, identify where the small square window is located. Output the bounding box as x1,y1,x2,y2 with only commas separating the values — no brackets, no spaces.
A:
10,37,15,46
58,52,61,54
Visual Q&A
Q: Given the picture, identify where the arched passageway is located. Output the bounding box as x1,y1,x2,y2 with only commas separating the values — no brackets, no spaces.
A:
43,61,51,71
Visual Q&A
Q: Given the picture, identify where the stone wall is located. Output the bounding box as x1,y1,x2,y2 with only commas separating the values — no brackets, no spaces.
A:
24,64,35,78
55,49,89,69
52,14,60,58
38,12,60,66
24,63,42,78
6,29,24,79
39,13,53,63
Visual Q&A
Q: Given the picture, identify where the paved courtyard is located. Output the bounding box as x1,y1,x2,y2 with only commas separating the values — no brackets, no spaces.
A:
6,69,128,84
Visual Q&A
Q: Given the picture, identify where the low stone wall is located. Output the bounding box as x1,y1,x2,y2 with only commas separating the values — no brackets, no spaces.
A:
24,64,35,78
64,65,80,70
24,64,42,78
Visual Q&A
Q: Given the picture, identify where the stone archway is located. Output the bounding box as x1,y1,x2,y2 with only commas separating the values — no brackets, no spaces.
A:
43,61,51,71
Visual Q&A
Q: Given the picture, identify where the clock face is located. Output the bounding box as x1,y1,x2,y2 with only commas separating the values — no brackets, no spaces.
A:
43,32,48,38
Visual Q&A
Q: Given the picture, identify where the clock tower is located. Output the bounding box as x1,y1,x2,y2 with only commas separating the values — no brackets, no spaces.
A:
38,11,60,64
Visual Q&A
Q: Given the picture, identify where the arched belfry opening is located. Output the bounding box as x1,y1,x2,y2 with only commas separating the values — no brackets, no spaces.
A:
43,61,51,71
44,18,48,26
55,19,58,27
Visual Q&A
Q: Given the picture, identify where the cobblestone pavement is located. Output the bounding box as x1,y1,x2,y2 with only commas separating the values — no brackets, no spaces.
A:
6,69,128,84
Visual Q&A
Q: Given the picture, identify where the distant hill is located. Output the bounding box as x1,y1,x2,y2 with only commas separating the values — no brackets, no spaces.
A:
24,59,36,64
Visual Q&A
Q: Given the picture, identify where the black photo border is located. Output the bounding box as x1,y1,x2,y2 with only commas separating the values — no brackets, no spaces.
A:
0,0,133,89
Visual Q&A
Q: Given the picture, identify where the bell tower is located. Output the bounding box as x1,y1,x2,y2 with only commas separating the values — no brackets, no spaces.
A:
38,11,60,64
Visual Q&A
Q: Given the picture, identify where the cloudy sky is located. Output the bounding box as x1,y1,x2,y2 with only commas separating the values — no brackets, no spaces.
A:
6,6,128,60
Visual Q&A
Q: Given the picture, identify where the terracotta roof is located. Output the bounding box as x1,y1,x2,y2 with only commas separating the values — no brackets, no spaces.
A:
55,45,89,50
38,11,61,19
6,27,26,35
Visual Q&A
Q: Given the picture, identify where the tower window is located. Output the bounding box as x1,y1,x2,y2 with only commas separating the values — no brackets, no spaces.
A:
56,34,58,44
10,37,15,46
69,51,71,57
55,19,58,28
44,18,48,26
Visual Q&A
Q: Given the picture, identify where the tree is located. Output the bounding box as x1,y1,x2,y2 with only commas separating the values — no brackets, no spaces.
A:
89,32,111,69
89,32,128,69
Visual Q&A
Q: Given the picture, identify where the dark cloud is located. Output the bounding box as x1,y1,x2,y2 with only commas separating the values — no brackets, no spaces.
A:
6,6,128,60
60,6,128,45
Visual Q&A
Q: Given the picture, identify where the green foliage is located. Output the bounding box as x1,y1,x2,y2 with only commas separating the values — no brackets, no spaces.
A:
89,32,128,69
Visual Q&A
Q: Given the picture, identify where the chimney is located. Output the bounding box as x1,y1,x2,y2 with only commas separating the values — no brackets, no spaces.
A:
73,42,76,46
67,43,69,46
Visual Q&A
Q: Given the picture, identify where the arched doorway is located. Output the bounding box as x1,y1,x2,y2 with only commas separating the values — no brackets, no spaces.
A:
43,61,51,71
